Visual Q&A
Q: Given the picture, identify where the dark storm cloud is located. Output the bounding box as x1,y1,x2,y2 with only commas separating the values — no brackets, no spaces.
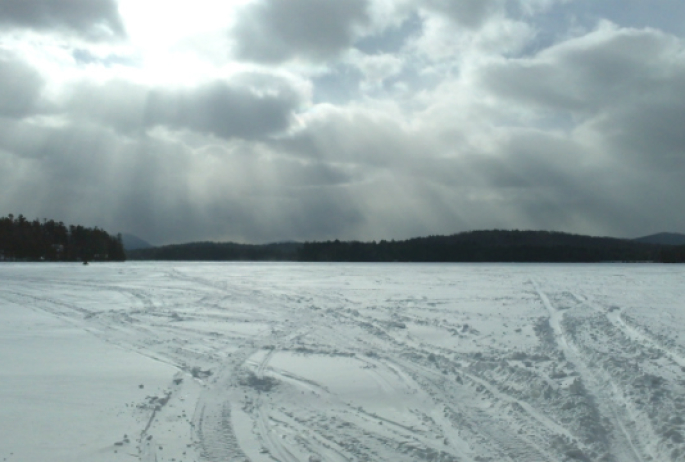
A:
466,21,685,235
480,26,681,114
67,74,304,140
475,131,613,226
479,25,685,173
0,52,45,118
275,60,685,239
145,80,301,140
583,94,685,171
232,0,370,63
421,0,503,28
276,106,431,184
0,0,125,39
413,127,685,237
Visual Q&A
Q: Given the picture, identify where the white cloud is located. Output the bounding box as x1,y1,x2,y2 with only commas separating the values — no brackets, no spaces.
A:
231,0,371,63
407,7,534,64
1,0,684,242
346,50,404,92
0,0,125,40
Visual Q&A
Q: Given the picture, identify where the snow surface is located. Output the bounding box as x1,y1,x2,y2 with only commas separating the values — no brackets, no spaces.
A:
1,262,684,462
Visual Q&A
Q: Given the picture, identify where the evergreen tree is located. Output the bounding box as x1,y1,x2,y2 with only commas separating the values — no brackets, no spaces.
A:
0,215,125,262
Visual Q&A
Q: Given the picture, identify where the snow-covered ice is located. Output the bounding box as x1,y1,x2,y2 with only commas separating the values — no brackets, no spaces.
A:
1,262,684,462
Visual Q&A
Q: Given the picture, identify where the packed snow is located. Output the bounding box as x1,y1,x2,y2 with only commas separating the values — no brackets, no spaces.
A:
1,262,684,462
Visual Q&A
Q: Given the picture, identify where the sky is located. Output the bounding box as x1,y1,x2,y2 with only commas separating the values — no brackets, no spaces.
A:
1,0,684,245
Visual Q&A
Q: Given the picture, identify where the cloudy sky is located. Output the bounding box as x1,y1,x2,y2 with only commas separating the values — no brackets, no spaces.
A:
1,0,684,244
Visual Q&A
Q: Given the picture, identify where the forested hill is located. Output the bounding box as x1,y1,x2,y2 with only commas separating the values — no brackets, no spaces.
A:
127,230,678,263
127,241,301,261
299,230,663,262
0,214,125,262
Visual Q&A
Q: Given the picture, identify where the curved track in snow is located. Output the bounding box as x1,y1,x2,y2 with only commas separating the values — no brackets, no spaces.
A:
1,262,684,462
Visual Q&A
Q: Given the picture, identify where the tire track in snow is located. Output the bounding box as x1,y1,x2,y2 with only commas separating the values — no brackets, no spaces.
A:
252,348,302,462
245,305,471,462
197,397,250,461
248,326,357,462
571,292,685,370
330,300,587,462
323,305,552,462
194,315,312,462
308,310,479,460
563,292,678,461
391,354,554,462
5,264,682,462
321,301,566,461
0,289,95,319
531,279,645,462
195,346,255,462
257,363,412,462
454,366,589,459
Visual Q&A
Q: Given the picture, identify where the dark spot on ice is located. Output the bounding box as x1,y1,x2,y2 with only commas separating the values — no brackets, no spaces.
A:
293,347,316,354
565,449,591,461
190,367,212,379
241,372,277,392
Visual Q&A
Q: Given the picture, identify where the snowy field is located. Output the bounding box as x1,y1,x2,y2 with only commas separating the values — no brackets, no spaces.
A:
1,262,684,462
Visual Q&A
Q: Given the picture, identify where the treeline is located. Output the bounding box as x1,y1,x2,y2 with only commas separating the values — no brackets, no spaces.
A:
127,241,300,261
299,230,662,263
660,245,685,263
128,230,676,263
0,214,125,262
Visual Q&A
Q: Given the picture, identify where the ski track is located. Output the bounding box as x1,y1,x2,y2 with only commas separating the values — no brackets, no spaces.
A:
1,263,684,462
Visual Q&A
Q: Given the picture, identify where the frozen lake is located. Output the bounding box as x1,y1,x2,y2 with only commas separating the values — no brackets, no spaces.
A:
1,262,684,462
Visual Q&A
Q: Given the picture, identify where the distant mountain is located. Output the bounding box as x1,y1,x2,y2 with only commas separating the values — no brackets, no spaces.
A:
121,233,153,251
633,232,685,246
